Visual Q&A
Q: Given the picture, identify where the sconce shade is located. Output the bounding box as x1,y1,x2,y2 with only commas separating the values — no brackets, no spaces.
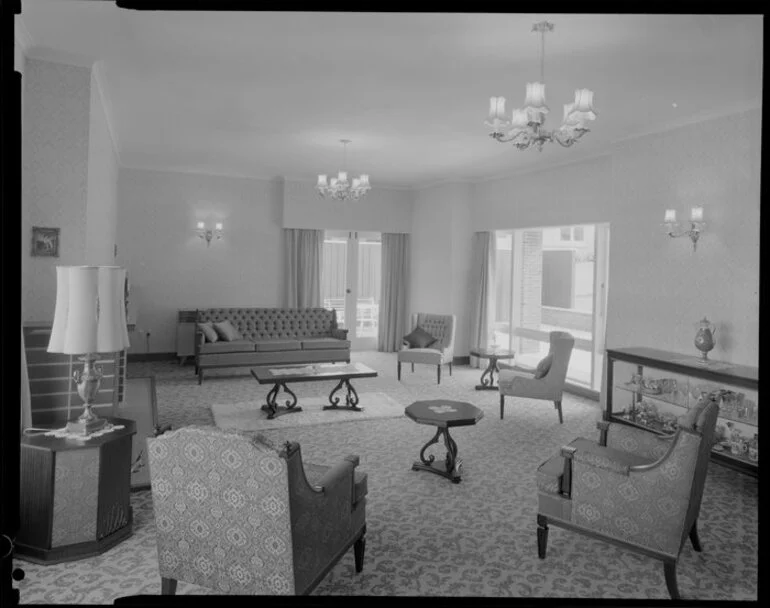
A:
48,266,130,354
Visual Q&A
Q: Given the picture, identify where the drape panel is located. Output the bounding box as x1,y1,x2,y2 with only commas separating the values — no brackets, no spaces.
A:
284,228,323,308
469,232,496,368
377,233,410,352
21,327,32,432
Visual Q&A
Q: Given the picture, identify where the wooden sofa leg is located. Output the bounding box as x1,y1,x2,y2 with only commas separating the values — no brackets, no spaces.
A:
449,362,452,376
354,525,366,573
554,400,563,424
161,577,178,595
198,368,203,385
437,365,441,384
537,515,549,559
397,361,402,381
500,395,505,419
689,520,702,552
411,363,414,372
663,561,680,599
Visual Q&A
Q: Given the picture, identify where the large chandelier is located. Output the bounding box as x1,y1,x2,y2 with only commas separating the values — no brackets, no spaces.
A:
485,21,597,151
316,139,371,201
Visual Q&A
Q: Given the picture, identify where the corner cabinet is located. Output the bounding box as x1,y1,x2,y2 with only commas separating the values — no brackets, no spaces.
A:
606,347,758,477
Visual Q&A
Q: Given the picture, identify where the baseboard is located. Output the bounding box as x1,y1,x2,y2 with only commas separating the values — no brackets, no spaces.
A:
127,352,177,363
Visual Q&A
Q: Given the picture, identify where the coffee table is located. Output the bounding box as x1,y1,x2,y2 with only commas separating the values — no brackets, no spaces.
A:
404,400,483,483
469,347,516,390
250,363,378,419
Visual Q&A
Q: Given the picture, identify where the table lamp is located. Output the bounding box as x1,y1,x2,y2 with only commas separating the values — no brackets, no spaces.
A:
47,266,131,434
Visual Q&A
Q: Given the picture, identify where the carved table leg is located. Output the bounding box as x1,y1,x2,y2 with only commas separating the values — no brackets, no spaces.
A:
476,356,500,391
324,378,363,412
261,382,302,419
411,425,463,483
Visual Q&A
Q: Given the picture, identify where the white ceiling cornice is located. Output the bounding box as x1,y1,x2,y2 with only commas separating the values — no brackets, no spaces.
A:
14,15,33,53
92,60,123,166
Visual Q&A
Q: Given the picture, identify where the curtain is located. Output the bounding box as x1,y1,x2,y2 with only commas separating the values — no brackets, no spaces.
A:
377,233,410,352
469,231,496,368
284,228,323,308
21,327,32,432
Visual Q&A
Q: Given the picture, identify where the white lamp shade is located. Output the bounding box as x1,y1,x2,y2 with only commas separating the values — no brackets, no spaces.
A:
330,177,338,187
510,108,530,129
317,174,328,187
215,222,223,230
359,174,370,187
338,171,348,183
352,178,361,189
489,96,506,120
197,221,205,229
664,209,677,223
48,266,130,354
690,207,704,222
523,82,549,114
567,89,597,122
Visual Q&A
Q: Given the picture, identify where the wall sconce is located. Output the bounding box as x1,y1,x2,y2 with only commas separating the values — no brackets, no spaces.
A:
663,207,705,251
196,221,223,246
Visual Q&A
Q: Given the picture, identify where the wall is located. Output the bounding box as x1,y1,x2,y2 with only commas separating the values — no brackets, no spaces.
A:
85,63,119,265
471,108,760,368
410,182,474,356
116,168,284,353
22,58,92,323
282,179,413,233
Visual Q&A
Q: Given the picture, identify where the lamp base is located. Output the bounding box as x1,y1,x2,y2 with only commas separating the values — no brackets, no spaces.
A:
66,417,107,435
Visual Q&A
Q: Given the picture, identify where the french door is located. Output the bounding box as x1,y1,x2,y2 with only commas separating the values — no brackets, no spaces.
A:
493,223,610,391
321,230,382,350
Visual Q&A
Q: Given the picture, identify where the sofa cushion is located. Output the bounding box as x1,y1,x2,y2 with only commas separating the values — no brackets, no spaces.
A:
198,322,219,343
213,320,242,341
403,325,438,349
254,339,302,352
199,339,256,355
301,338,350,351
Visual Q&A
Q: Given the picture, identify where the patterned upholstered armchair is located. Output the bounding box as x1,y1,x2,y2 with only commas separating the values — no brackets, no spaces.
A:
397,313,456,384
535,398,719,599
498,331,574,423
147,426,367,595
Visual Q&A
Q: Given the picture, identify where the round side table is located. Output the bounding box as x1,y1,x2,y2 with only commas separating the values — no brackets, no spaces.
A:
470,347,516,390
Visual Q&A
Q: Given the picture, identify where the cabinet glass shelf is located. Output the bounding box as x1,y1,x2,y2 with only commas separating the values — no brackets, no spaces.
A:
606,347,758,476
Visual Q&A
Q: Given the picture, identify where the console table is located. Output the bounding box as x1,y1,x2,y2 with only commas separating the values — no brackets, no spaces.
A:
16,418,136,564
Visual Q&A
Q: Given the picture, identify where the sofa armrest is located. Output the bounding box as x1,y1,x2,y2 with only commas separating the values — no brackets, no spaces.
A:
330,328,349,340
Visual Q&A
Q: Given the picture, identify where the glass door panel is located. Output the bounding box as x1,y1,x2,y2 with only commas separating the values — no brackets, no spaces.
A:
321,231,348,329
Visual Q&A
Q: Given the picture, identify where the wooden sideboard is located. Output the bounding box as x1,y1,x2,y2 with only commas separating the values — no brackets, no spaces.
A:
176,309,197,365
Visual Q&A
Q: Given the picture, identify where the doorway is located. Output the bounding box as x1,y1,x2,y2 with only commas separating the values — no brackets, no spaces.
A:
322,230,382,350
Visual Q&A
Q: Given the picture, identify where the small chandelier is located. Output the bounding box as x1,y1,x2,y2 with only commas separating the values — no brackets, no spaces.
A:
485,21,597,151
316,139,371,201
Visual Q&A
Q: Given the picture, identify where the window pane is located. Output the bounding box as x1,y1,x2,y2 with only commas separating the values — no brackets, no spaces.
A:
560,227,571,241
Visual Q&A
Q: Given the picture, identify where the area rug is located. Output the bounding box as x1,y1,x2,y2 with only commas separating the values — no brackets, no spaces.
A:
211,392,405,430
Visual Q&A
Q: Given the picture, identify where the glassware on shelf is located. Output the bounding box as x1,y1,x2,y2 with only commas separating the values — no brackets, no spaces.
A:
748,434,758,462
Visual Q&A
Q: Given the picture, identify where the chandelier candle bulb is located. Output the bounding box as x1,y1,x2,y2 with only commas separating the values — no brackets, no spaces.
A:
691,207,704,222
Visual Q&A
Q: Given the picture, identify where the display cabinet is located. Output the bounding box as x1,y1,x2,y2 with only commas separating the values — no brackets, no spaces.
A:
606,347,758,476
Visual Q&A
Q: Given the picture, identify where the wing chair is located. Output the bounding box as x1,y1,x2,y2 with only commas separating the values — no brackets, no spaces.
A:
535,397,719,599
397,313,456,384
498,331,574,423
147,426,367,595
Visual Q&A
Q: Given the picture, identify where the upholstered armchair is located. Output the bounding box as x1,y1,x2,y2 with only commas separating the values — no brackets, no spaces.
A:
147,426,367,595
498,331,574,423
535,397,719,599
397,313,456,384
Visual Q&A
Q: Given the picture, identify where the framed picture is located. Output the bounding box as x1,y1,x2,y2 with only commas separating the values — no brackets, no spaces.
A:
31,226,60,257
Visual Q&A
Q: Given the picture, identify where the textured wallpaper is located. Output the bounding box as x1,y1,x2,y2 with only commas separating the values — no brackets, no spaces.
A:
22,58,91,323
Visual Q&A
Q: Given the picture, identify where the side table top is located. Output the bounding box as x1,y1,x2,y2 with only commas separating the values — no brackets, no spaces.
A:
469,347,515,359
405,400,484,428
21,418,137,450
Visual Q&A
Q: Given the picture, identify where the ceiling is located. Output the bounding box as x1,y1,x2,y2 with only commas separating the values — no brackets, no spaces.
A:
17,3,763,188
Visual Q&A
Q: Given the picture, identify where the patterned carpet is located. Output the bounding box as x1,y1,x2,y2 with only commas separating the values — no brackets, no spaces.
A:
14,352,758,602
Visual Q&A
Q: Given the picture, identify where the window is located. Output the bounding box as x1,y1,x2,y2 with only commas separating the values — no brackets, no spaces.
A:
493,224,609,390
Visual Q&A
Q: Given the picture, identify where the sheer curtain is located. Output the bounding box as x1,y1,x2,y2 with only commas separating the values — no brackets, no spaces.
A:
377,233,410,352
469,231,496,368
284,228,323,308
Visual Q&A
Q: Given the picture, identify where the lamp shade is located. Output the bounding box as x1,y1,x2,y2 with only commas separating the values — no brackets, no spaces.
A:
48,266,131,354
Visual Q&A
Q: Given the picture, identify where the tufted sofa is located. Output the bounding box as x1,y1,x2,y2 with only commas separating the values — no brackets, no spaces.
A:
195,308,350,384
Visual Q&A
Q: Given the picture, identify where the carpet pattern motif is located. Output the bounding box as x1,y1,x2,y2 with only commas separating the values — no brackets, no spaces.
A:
14,352,758,602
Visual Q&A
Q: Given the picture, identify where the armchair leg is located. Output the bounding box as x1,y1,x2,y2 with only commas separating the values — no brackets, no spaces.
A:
354,526,366,573
500,395,505,420
411,363,415,372
663,561,680,599
161,577,177,595
537,514,549,559
554,400,563,424
437,365,441,384
449,362,453,376
198,368,203,385
689,520,702,552
397,361,402,381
